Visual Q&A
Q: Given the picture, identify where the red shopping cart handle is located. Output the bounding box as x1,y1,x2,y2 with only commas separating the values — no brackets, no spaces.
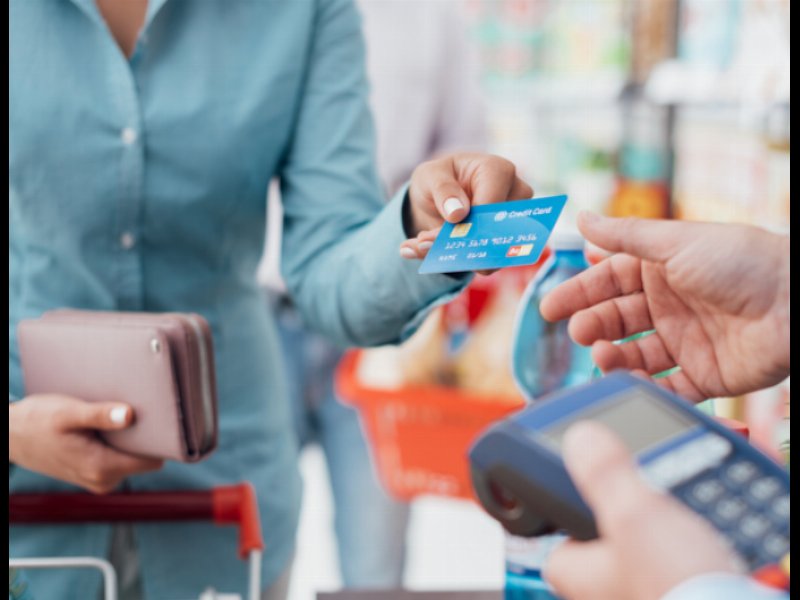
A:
9,483,264,560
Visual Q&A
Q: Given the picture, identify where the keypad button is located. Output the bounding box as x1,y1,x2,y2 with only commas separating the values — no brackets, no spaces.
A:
740,513,771,539
762,532,790,560
713,497,748,524
688,479,725,506
771,494,790,521
723,460,759,487
748,476,784,503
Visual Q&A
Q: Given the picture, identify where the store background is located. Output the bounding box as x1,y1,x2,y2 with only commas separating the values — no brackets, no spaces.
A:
288,1,790,598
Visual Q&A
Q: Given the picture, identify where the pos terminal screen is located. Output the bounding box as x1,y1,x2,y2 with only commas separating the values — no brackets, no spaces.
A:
540,389,697,455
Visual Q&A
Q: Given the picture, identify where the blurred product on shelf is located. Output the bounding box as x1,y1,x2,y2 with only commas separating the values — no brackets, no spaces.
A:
765,107,791,229
466,0,629,82
609,99,671,218
745,379,791,462
545,1,629,78
646,0,789,105
630,0,678,84
678,0,742,68
609,179,669,218
486,102,622,225
673,106,790,230
554,111,619,221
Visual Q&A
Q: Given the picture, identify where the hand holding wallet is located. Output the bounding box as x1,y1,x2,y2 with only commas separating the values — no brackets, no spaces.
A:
17,310,219,463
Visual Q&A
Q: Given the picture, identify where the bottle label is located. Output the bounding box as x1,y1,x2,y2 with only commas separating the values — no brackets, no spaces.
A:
505,533,568,571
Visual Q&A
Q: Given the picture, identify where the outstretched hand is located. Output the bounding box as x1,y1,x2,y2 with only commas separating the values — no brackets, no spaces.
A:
540,212,790,402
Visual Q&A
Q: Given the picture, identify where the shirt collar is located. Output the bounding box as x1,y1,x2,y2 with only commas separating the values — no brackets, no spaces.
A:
68,0,170,33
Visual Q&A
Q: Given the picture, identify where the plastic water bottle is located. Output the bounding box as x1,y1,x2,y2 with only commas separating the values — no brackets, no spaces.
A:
503,532,567,600
504,230,595,600
512,230,594,401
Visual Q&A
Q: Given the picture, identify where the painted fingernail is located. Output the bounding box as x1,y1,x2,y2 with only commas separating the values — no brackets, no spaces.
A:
110,406,130,424
443,197,464,217
418,241,433,251
400,247,417,259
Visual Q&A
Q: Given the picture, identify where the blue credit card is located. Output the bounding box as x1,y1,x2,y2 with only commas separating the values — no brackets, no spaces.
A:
418,195,567,274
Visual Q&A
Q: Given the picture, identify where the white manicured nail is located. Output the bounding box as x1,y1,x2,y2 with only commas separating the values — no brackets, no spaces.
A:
110,407,129,424
443,197,464,216
400,247,417,259
418,241,433,251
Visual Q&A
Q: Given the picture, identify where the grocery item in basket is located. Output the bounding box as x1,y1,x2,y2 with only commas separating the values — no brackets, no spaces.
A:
18,309,218,462
452,284,521,399
356,308,451,389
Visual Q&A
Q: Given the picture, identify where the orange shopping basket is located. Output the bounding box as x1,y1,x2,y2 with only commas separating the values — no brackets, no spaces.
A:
336,350,524,501
335,249,609,502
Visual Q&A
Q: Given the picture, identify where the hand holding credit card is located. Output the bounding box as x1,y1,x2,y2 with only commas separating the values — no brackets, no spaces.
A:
418,195,567,274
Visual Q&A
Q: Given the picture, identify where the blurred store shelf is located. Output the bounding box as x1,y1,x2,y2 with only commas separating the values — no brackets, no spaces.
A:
645,59,790,107
484,73,628,107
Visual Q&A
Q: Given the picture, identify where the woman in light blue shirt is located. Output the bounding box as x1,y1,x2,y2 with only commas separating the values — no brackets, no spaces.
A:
8,1,533,598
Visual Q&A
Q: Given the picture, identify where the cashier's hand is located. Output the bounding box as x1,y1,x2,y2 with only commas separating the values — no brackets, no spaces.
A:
544,422,740,600
540,213,791,402
400,153,533,259
9,395,163,494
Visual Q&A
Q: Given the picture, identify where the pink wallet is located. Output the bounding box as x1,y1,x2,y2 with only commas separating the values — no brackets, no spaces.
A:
17,309,219,463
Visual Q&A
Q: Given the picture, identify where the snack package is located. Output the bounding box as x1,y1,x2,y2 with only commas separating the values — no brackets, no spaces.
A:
356,308,451,389
452,283,522,399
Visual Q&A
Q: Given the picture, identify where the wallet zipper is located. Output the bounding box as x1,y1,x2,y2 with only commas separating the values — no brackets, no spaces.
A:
185,315,216,454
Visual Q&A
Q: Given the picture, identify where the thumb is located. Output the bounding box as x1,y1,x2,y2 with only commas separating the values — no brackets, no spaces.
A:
577,212,690,263
67,402,134,431
562,421,655,533
544,540,615,600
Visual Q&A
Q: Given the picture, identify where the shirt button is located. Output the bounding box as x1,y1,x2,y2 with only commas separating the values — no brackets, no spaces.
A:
121,127,138,145
120,232,136,250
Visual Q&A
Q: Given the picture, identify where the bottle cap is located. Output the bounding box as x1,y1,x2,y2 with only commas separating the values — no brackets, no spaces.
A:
551,228,585,251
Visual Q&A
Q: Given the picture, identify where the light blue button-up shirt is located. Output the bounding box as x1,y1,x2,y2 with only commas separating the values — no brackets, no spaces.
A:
9,1,467,597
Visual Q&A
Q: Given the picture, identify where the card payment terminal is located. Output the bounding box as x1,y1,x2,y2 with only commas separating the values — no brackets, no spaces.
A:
469,371,790,571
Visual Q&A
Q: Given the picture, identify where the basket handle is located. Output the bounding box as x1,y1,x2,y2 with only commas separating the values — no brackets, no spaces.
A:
9,483,264,559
